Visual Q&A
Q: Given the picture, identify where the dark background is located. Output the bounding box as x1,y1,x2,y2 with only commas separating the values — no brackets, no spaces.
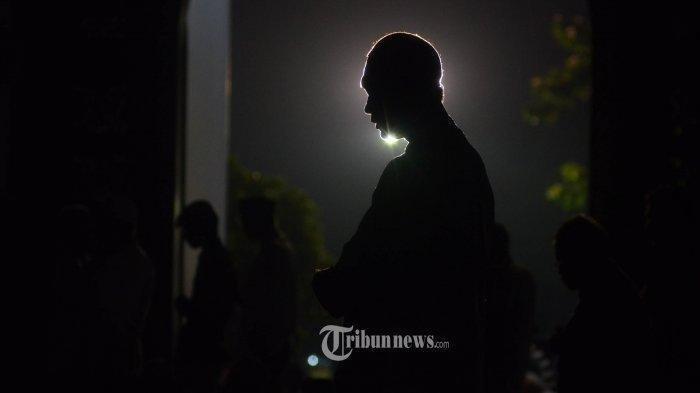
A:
4,0,697,367
230,0,588,337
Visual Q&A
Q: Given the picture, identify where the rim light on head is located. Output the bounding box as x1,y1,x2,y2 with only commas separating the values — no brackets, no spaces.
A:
381,133,399,145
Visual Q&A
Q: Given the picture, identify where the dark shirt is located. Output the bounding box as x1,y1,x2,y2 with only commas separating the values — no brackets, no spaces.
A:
313,116,494,392
241,239,296,365
557,264,658,393
89,243,154,381
181,239,238,361
484,263,536,393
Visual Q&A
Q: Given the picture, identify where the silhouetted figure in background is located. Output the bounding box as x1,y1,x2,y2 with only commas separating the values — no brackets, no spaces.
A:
643,186,700,391
89,196,154,392
313,32,494,393
50,205,98,392
236,197,296,393
484,223,535,393
176,200,239,392
553,215,657,393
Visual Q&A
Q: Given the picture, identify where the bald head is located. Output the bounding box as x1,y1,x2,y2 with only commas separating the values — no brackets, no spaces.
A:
362,32,443,99
361,32,445,140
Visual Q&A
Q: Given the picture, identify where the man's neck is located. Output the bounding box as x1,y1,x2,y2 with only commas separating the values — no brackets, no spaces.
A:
403,104,453,148
404,103,451,143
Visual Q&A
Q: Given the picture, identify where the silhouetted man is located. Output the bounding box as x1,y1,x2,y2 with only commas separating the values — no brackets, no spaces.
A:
313,32,494,393
51,205,97,392
176,200,238,390
236,197,296,393
484,223,535,393
643,186,700,392
88,196,154,393
553,215,658,393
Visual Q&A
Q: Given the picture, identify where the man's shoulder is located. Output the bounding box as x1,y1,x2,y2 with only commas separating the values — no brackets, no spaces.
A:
374,154,407,187
448,127,485,166
438,131,488,180
386,150,410,167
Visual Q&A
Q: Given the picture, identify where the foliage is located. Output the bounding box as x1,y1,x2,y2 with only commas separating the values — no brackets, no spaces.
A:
226,156,335,361
545,162,588,214
523,15,591,127
523,15,591,214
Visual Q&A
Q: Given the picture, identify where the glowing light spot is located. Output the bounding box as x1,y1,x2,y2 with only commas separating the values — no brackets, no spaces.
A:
307,354,319,367
381,134,399,145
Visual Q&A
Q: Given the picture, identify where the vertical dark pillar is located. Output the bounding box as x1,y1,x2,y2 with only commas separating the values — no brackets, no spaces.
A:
589,1,699,277
7,2,186,360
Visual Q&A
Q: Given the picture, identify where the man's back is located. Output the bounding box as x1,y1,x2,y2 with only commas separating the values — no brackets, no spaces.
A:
90,243,154,381
557,265,658,393
356,121,491,321
315,119,494,392
182,241,238,360
314,31,494,393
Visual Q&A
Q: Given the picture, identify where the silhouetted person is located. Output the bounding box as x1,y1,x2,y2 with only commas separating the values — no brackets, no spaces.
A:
88,196,154,392
236,197,296,393
312,32,494,393
176,200,239,391
553,215,658,393
484,223,535,393
50,205,98,392
643,186,700,391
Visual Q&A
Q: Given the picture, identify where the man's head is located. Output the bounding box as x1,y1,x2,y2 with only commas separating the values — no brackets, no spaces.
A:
361,32,443,140
177,200,218,248
554,215,610,290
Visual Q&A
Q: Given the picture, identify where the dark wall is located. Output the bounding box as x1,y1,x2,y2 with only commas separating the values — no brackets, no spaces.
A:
589,1,699,278
7,2,186,359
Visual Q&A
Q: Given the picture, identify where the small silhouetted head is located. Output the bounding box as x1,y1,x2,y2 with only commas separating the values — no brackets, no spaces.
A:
554,215,610,290
239,197,276,241
177,200,218,248
361,32,443,140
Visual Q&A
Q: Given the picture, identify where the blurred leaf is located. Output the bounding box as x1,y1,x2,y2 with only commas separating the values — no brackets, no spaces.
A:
523,15,591,127
545,162,588,214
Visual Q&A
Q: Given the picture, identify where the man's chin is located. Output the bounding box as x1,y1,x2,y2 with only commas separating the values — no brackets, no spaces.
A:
379,128,402,139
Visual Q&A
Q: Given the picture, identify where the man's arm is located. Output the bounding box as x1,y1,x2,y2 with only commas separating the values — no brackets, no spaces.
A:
312,160,401,318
